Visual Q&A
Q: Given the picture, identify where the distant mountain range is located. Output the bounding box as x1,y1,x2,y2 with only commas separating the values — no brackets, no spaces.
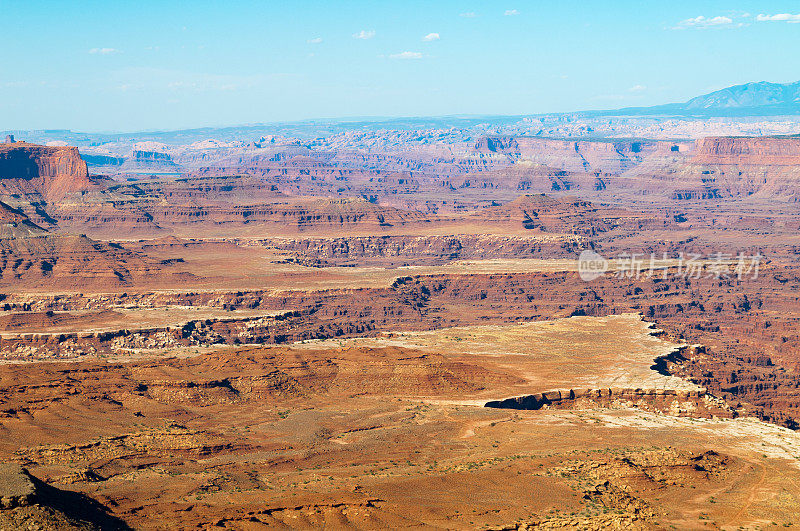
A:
5,81,800,144
609,81,800,117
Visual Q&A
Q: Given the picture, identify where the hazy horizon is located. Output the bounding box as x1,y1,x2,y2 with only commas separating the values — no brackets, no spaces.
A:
3,0,800,131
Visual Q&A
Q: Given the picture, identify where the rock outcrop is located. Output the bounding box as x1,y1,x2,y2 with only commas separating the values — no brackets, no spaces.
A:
0,201,47,238
0,463,129,529
485,386,731,418
252,232,589,266
0,464,36,509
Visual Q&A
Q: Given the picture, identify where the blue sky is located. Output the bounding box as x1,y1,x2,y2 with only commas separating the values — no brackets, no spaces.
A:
1,0,799,131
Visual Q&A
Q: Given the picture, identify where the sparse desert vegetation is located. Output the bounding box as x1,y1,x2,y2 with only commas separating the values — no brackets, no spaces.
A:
3,3,800,527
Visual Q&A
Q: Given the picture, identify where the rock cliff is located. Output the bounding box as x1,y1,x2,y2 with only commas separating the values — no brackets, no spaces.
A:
692,135,800,165
0,142,98,200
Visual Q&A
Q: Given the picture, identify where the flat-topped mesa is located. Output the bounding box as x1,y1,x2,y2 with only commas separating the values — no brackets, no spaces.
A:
121,149,180,173
0,141,98,200
692,135,800,165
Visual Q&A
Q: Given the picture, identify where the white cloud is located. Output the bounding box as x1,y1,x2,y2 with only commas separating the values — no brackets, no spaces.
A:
307,37,323,44
674,15,734,29
460,11,476,18
353,30,376,40
504,9,520,16
629,84,647,92
756,13,800,23
89,47,119,55
389,51,423,60
422,32,440,42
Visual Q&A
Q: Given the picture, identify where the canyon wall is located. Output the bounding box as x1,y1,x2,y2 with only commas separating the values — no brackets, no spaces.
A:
475,136,684,174
693,136,800,165
0,142,95,200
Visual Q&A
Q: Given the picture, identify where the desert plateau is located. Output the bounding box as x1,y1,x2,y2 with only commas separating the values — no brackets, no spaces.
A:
4,2,800,529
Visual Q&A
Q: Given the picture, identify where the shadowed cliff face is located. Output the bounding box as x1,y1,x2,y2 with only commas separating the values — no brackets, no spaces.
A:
0,142,95,200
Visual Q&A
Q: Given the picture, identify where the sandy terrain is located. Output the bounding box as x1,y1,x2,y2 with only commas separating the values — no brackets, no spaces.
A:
0,315,794,528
